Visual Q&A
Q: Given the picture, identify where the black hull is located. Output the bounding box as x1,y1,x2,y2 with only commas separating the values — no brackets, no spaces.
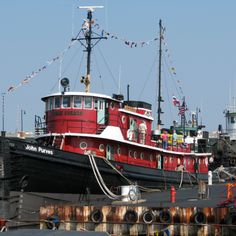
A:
0,137,215,194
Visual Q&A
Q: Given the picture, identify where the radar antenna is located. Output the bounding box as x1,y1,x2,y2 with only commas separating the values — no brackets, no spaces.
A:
79,6,104,11
72,6,106,93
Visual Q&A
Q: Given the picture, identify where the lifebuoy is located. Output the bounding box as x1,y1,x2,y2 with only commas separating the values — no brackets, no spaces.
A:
45,215,60,230
90,209,103,223
124,210,138,223
142,210,155,224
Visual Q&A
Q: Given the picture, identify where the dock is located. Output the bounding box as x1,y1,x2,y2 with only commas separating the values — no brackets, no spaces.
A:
0,182,236,235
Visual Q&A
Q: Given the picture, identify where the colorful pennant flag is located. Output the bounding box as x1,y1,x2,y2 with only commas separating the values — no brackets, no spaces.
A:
6,40,76,94
172,96,180,107
179,100,188,116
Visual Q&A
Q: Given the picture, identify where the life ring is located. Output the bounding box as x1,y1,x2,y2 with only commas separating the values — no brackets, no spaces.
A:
159,210,171,223
124,210,138,223
90,209,103,223
142,210,155,224
45,215,60,230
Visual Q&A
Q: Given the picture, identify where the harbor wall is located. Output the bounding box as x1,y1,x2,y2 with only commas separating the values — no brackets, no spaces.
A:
39,205,236,235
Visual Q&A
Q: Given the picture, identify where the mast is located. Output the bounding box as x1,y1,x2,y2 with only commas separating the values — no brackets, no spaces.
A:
180,96,186,137
1,93,6,136
72,6,106,93
157,19,164,130
85,9,92,93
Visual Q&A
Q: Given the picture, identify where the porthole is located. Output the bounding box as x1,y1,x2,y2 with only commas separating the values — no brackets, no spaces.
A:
134,151,137,159
117,147,121,156
129,150,133,158
80,142,87,149
99,144,105,152
110,102,115,110
150,154,153,161
140,153,144,160
122,116,126,124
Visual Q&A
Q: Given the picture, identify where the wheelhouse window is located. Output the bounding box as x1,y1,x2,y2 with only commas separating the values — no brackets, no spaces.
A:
74,96,82,108
62,96,71,108
110,101,115,109
84,97,92,109
55,96,61,109
47,97,54,110
231,117,235,124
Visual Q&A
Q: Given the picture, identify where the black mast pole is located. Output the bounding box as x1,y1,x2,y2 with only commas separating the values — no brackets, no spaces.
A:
85,10,92,93
157,19,163,130
181,96,186,137
72,6,106,93
1,93,6,137
127,84,130,101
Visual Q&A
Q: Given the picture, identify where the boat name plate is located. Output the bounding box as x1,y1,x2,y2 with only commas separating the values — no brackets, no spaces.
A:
25,144,54,155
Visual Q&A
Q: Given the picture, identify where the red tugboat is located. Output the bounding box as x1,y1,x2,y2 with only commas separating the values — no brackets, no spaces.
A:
0,7,217,195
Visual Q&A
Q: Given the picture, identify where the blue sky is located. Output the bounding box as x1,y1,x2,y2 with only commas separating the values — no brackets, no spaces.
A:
1,0,236,133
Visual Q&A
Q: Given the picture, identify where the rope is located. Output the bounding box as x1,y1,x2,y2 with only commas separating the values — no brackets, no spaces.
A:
187,172,193,185
103,158,133,185
96,45,119,90
179,170,184,188
103,158,161,193
187,172,197,184
88,154,116,199
88,154,120,200
0,226,7,232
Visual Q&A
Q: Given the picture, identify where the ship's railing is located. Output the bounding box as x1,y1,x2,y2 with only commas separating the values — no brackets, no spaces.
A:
34,113,210,153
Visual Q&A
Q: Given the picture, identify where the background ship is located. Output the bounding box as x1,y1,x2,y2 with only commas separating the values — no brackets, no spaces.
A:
210,103,236,171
